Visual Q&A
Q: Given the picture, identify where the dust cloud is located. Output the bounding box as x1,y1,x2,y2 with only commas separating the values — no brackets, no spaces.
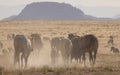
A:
29,40,65,68
0,40,66,70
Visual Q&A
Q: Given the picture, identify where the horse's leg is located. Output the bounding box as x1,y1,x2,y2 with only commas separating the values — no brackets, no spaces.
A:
14,51,21,69
24,58,27,68
24,56,28,68
93,50,97,65
79,54,82,63
68,54,71,65
68,54,70,65
66,52,70,64
89,51,93,66
70,55,73,64
62,52,67,65
56,50,59,64
18,55,20,70
62,54,66,64
21,54,24,68
76,57,79,63
51,50,57,65
82,53,86,66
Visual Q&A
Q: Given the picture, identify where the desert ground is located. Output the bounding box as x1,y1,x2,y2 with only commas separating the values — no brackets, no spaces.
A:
0,20,120,75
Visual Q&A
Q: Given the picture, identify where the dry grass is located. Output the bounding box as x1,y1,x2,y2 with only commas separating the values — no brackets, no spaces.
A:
3,66,120,75
0,20,120,75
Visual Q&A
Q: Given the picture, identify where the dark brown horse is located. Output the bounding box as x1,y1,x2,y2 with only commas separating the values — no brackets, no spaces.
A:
68,34,98,66
68,34,81,63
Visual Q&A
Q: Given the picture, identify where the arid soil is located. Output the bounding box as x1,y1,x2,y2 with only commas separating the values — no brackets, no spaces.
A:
0,20,120,75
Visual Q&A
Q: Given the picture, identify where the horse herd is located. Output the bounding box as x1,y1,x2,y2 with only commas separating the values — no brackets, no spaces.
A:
51,34,98,66
13,33,99,68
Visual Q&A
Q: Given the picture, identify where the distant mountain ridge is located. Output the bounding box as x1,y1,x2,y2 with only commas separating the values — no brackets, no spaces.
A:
3,15,16,20
114,15,120,19
3,2,113,20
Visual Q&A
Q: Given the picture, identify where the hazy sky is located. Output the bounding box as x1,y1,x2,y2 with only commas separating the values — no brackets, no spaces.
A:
0,0,120,7
0,0,120,20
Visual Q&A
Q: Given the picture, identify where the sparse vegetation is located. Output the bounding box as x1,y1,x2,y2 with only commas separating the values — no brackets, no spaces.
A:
0,20,120,75
2,66,120,75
